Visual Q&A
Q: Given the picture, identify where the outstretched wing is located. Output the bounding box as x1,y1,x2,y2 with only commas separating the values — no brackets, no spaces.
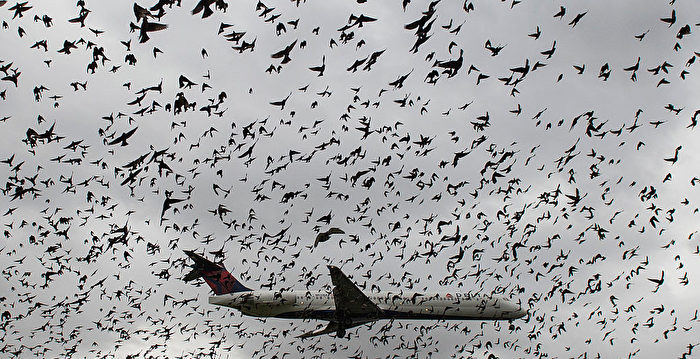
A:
271,40,297,59
144,21,168,32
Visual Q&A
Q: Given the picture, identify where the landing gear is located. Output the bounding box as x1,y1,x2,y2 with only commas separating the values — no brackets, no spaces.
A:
335,310,351,338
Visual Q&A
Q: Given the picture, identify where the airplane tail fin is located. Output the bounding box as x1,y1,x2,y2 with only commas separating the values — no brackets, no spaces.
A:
183,250,252,295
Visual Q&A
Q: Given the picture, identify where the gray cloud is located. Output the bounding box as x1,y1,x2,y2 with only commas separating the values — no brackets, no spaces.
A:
0,0,698,358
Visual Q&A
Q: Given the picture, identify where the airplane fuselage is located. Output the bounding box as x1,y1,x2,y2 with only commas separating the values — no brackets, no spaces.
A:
185,251,525,337
209,290,525,322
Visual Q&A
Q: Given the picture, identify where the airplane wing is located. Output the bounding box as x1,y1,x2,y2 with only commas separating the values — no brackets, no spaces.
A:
327,265,382,319
297,319,373,339
297,321,342,339
298,266,382,338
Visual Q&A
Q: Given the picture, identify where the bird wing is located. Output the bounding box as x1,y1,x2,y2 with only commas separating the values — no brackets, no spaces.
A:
122,127,138,139
133,3,151,21
144,22,168,32
192,0,206,14
271,40,296,58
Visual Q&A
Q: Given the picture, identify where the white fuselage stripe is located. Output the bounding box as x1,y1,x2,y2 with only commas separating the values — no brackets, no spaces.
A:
208,290,525,320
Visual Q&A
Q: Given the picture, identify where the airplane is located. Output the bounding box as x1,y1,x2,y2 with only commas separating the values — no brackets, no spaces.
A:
183,250,526,338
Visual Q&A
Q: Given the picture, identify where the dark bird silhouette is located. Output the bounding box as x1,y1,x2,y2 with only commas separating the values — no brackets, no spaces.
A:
271,40,297,64
598,63,610,80
677,24,691,39
389,70,413,89
434,49,463,77
338,13,377,32
133,3,154,22
347,57,367,72
623,57,640,81
314,227,345,247
528,25,541,39
0,61,12,75
8,1,31,18
540,41,556,59
269,93,291,110
218,22,232,34
510,58,530,78
160,196,186,225
309,56,325,76
137,17,168,43
192,0,216,18
107,127,138,146
57,40,78,54
569,11,587,27
648,271,664,292
30,40,48,52
663,146,682,165
688,110,699,129
1,70,20,87
635,30,649,41
553,6,565,19
68,7,90,27
178,75,197,89
484,40,505,56
660,9,676,27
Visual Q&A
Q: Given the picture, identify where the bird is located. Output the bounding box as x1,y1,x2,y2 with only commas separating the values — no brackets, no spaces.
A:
137,17,167,43
271,40,297,64
623,57,640,81
8,1,32,18
660,9,676,27
663,146,682,165
57,40,78,54
528,26,541,39
68,7,90,27
160,196,186,225
309,56,325,76
648,271,665,292
553,6,565,19
192,0,216,18
540,41,556,59
1,70,20,87
269,93,291,110
314,227,345,247
569,12,587,27
106,127,138,146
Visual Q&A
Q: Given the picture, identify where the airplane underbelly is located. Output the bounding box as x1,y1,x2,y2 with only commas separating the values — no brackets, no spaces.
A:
243,299,336,319
212,291,303,317
240,304,290,317
379,301,510,320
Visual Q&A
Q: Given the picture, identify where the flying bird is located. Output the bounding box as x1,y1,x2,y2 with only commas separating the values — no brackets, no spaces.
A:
314,227,345,247
107,127,138,146
271,40,297,64
137,17,168,43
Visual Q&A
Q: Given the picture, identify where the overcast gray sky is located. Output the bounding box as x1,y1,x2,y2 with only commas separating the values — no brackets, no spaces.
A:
1,0,699,358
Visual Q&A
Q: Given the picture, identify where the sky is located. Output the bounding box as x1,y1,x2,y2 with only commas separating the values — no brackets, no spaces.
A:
1,0,699,358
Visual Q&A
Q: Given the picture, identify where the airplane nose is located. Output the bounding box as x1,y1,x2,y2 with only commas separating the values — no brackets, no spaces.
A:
504,302,526,319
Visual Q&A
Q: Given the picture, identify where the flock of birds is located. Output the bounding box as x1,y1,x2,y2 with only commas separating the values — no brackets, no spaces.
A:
0,0,699,358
